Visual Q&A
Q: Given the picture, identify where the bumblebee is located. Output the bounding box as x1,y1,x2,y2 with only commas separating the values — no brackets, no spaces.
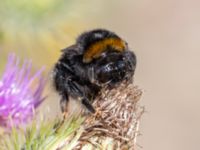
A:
53,29,136,114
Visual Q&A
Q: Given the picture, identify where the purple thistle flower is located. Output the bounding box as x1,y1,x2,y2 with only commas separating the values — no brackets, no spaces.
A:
0,53,46,127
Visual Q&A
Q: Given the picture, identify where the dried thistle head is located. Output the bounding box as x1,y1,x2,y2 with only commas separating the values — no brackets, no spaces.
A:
74,81,143,150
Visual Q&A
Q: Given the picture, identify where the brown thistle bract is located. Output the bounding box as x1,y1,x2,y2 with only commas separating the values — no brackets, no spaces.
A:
74,81,143,150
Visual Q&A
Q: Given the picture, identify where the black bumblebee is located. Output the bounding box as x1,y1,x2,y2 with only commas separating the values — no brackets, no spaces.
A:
53,29,136,114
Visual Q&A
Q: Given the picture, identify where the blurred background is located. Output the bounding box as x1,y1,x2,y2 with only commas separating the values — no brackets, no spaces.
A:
0,0,200,149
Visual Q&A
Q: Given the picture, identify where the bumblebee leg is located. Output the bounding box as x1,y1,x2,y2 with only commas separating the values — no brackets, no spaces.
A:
67,80,96,113
60,95,69,119
81,98,95,113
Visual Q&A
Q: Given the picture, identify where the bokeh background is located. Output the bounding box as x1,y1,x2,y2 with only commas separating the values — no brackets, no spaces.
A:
0,0,200,150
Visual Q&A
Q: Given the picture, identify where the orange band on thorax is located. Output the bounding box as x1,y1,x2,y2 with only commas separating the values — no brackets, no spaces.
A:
83,38,126,63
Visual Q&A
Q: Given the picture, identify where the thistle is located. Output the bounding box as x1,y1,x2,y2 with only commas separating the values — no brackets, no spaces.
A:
74,82,144,150
0,68,143,150
0,53,46,127
52,81,143,150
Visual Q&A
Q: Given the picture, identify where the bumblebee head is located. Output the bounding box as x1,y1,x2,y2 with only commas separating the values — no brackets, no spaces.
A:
77,29,127,63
